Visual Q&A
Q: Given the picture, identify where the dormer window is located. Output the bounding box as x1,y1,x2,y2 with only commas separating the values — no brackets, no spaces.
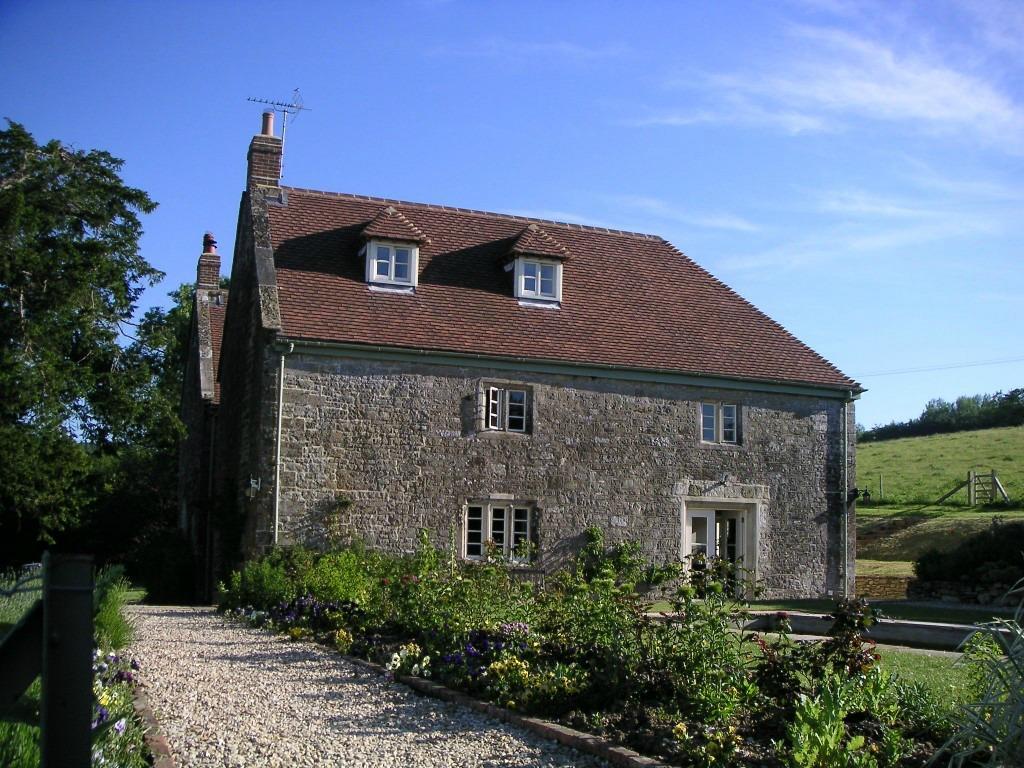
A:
364,239,419,289
518,260,559,300
506,224,568,307
512,258,562,305
360,206,427,293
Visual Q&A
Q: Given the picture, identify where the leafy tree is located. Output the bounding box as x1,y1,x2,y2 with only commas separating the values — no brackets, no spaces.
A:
0,120,159,560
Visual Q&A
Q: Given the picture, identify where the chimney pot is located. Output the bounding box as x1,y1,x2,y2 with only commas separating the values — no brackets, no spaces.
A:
203,232,218,255
197,231,221,289
261,110,275,137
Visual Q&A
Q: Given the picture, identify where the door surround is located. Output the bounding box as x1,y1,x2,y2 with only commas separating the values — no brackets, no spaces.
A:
674,478,768,594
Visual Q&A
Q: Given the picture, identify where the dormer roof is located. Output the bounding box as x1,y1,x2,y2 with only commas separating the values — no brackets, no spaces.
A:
361,205,428,243
509,224,569,261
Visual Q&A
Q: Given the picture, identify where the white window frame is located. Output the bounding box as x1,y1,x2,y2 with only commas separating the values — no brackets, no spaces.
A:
464,502,532,563
364,238,419,288
700,402,739,444
486,387,528,433
513,257,562,303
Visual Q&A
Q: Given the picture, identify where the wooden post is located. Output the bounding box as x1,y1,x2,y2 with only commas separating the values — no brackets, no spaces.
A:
968,470,976,506
41,553,93,768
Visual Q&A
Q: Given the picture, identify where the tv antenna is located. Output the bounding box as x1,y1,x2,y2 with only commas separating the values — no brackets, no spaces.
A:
247,88,310,179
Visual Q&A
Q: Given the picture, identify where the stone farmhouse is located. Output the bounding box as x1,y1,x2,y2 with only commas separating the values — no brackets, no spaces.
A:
179,113,862,600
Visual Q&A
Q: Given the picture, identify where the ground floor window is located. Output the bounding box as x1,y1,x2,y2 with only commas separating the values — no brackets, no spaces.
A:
465,502,532,563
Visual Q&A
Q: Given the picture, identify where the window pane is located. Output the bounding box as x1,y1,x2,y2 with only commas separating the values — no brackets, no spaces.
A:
691,516,708,555
701,403,717,442
512,508,530,562
722,404,737,443
491,506,506,547
488,388,501,429
507,389,526,432
375,245,391,277
394,249,410,281
523,262,537,278
539,264,555,297
467,507,483,557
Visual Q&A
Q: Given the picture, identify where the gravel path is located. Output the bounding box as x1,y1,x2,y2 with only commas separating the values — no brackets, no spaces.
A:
128,606,608,768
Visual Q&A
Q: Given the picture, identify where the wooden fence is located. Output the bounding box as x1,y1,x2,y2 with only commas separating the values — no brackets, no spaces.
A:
0,553,94,767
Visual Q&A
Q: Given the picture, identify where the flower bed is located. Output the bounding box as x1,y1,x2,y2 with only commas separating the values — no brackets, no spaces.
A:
219,531,969,767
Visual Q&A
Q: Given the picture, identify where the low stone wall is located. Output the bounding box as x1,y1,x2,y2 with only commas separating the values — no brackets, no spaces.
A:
856,575,912,601
908,579,1018,606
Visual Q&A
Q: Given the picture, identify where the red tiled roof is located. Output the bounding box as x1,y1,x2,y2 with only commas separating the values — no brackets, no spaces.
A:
361,205,428,243
509,224,569,260
209,298,227,404
266,187,859,391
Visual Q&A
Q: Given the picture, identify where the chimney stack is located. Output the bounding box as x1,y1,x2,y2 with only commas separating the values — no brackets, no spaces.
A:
247,110,283,189
197,232,220,289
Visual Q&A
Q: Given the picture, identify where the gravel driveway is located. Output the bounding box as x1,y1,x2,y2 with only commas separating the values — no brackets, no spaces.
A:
129,606,608,768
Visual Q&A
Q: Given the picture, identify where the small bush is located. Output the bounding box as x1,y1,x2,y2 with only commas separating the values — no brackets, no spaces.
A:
916,518,1024,587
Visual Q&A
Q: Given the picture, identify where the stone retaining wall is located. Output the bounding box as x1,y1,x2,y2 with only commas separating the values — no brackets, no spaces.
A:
856,575,912,600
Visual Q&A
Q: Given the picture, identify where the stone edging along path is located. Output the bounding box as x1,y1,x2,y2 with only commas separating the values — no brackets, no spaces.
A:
131,685,175,768
342,655,669,768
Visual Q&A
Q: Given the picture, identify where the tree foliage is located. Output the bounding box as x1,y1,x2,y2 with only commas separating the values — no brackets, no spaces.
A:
0,120,161,557
860,389,1024,443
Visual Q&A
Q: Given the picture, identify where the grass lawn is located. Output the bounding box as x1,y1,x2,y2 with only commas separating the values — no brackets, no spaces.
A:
858,425,1024,505
858,559,915,577
878,648,972,713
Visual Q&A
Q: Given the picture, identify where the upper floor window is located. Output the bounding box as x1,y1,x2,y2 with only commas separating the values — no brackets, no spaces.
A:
487,387,528,432
701,402,739,444
364,239,418,289
513,258,562,303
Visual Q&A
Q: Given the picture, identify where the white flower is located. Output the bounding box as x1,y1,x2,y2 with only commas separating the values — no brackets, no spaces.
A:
423,669,432,678
399,649,408,659
391,653,401,666
422,656,431,666
411,664,420,676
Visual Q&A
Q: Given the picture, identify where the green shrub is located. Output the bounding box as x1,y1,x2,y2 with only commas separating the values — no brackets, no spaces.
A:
916,519,1024,587
300,550,372,605
219,557,295,610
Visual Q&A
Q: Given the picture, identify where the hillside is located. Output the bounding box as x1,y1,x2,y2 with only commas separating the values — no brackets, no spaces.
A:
857,425,1023,505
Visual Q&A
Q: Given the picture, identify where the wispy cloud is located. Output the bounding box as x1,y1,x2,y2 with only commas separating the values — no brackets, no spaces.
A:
644,24,1024,153
430,38,628,62
720,215,995,273
611,195,760,232
816,190,946,219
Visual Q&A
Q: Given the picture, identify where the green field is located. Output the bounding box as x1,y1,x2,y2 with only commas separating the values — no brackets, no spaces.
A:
857,425,1024,504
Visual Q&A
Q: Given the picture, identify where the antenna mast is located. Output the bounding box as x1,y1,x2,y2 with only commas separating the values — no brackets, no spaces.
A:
247,88,310,179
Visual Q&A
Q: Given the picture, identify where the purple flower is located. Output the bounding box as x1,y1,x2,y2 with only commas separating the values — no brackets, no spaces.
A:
130,659,141,671
114,718,127,735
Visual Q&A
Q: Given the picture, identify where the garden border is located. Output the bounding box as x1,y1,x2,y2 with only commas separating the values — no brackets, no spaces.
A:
131,684,175,768
342,654,671,768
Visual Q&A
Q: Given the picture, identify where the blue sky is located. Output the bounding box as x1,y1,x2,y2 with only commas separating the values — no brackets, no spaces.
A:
2,0,1021,428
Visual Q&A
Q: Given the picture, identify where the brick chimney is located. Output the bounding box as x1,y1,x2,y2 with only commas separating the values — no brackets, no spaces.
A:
246,110,283,189
197,232,220,289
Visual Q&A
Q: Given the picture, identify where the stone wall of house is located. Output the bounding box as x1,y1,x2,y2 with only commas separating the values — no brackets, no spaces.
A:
240,352,855,599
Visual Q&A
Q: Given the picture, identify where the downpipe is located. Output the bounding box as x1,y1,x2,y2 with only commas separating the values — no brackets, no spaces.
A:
273,342,294,546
